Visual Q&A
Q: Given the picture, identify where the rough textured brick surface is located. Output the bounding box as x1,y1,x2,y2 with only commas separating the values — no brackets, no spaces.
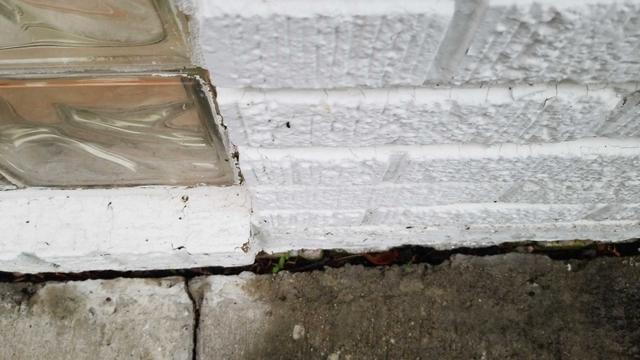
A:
243,139,640,252
256,204,640,228
449,0,640,85
240,140,640,186
258,222,639,252
196,0,453,88
0,278,193,360
254,205,640,251
220,85,638,147
196,0,640,88
190,0,640,253
252,181,640,210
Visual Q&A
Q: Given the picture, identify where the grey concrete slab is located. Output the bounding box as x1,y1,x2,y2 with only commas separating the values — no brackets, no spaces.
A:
0,277,193,360
192,254,640,360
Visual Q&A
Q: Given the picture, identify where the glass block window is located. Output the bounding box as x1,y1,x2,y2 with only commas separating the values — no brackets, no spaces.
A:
0,74,234,187
0,0,190,73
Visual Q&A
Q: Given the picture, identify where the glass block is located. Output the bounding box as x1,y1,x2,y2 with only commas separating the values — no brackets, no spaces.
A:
0,0,190,73
0,74,234,187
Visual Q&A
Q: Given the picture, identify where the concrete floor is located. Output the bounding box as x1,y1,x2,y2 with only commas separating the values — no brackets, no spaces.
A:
1,254,639,359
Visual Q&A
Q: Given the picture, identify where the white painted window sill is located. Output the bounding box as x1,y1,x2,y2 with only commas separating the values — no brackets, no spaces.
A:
0,185,253,273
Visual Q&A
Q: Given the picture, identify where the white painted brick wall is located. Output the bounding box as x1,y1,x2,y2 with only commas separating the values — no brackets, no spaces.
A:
252,181,640,210
257,222,638,253
190,0,640,254
220,85,638,147
20,0,640,271
197,0,640,88
236,139,640,251
240,140,640,186
257,204,640,228
197,0,454,88
451,0,640,85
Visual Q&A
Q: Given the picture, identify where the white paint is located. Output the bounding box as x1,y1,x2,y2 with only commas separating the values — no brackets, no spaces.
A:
194,0,453,87
219,84,636,148
174,0,196,15
221,84,627,110
446,0,640,84
3,0,627,273
257,204,640,228
190,0,640,260
199,0,454,17
0,185,253,272
244,139,640,251
240,138,640,166
258,222,640,255
194,0,640,87
489,0,634,9
252,181,640,210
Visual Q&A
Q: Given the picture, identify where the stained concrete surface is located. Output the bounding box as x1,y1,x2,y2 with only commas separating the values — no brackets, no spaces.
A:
0,254,638,359
0,277,193,360
193,254,640,360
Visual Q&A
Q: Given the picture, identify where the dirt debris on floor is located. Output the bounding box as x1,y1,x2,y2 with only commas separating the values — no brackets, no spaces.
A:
2,239,637,283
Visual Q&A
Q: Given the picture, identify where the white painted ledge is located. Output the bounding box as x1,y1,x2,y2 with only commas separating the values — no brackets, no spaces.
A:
0,185,253,273
258,222,640,255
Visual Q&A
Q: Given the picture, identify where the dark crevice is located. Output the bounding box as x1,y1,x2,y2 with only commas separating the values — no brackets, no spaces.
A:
0,238,638,283
184,279,200,360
